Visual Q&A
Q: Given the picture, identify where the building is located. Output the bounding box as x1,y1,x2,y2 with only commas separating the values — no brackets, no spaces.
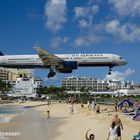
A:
117,89,140,96
62,77,140,96
8,69,32,80
0,68,8,80
0,68,32,81
8,77,43,97
62,77,110,92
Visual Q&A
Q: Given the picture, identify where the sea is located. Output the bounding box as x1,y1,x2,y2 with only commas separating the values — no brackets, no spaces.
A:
0,106,24,123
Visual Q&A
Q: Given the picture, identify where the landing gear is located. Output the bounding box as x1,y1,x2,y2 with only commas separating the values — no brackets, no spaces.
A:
108,66,112,75
47,69,56,78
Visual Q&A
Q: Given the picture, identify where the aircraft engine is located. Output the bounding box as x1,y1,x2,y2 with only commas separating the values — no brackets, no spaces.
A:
57,61,78,72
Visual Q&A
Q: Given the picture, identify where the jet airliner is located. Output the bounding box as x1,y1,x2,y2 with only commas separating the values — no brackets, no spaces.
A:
0,48,127,78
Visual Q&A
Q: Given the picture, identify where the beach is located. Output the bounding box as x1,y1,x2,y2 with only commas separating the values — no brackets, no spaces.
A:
0,101,139,140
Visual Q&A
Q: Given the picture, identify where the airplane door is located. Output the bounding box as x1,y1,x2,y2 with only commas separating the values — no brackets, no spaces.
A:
83,56,87,62
1,56,7,64
112,56,117,64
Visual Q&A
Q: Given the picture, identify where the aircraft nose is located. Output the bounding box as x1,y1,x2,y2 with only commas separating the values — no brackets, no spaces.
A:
122,59,128,65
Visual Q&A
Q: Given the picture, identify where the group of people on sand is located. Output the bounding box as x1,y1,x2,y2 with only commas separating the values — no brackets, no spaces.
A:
114,99,140,113
87,100,101,113
86,114,123,140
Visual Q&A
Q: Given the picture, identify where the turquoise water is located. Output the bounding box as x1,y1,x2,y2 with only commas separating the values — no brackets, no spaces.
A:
0,106,25,123
0,108,17,114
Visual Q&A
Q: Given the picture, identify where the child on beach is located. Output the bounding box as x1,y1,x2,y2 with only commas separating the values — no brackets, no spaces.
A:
46,104,50,119
47,110,50,119
96,105,100,113
69,103,74,115
85,129,95,140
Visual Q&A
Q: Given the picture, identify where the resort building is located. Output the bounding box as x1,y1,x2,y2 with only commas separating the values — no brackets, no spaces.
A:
0,68,32,81
8,77,43,97
61,77,140,96
0,68,8,80
8,69,32,80
61,77,118,92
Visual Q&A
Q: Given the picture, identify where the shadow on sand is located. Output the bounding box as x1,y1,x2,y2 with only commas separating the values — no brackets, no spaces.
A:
23,104,47,109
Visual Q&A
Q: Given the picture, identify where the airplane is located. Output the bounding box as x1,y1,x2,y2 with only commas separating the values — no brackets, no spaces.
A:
0,48,127,78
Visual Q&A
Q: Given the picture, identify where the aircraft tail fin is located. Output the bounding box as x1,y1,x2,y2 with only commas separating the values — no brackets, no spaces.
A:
0,51,4,56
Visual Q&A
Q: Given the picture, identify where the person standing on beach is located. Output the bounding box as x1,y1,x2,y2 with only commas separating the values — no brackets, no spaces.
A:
96,105,100,113
85,129,95,140
107,122,118,140
46,104,50,119
112,114,123,140
47,110,50,119
91,100,96,111
69,103,74,115
114,100,118,112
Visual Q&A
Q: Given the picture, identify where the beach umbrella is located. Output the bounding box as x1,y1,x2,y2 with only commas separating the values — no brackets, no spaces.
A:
133,112,140,121
118,99,133,107
137,106,140,111
135,106,140,115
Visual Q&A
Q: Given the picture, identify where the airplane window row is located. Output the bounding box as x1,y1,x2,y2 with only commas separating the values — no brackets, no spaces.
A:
62,58,69,59
72,54,103,57
89,57,108,59
8,58,32,61
73,56,107,59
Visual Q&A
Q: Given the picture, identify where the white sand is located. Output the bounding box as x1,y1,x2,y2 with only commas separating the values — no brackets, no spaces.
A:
0,101,139,140
35,102,139,140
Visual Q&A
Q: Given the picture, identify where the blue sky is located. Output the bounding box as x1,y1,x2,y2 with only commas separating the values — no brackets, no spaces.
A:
0,0,140,86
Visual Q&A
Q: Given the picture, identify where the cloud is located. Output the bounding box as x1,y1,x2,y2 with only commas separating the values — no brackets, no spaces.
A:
75,5,99,18
105,68,135,81
74,4,99,28
50,36,69,48
105,19,140,42
124,68,135,76
78,19,89,28
75,34,100,47
109,0,140,17
44,0,67,31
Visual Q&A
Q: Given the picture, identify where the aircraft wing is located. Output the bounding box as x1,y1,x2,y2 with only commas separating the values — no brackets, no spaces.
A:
34,47,64,66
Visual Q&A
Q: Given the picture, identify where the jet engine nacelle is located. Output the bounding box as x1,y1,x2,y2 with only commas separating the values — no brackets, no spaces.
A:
58,61,78,70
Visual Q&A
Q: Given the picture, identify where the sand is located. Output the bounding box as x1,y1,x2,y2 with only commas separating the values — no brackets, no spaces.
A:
0,101,139,140
35,102,140,140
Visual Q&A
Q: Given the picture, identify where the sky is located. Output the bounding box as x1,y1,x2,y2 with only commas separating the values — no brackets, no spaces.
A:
0,0,140,86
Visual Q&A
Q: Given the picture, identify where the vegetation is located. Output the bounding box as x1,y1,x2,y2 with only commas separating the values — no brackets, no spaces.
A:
41,86,65,95
0,79,12,94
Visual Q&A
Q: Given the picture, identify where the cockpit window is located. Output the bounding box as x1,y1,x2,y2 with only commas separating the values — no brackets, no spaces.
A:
119,57,122,59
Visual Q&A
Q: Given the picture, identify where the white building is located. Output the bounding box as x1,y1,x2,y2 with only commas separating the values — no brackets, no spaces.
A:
62,77,110,91
0,68,32,81
117,89,140,96
8,77,43,97
61,77,140,96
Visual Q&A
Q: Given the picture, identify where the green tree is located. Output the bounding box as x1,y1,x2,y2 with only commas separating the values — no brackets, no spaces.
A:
0,79,11,94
